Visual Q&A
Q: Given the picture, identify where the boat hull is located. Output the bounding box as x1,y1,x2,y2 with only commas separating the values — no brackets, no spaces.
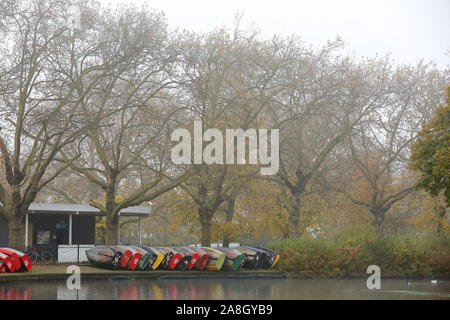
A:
85,246,123,270
254,246,280,268
244,246,272,268
130,246,154,270
0,250,20,271
200,247,226,271
188,247,210,270
135,245,165,270
172,247,197,270
233,246,268,268
0,252,15,272
0,248,32,271
216,247,247,271
167,247,190,271
116,246,142,270
153,247,183,270
110,246,133,269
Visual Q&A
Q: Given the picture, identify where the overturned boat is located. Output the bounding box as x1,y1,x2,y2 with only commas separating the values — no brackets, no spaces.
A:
0,248,32,271
0,252,14,272
253,246,280,268
85,246,123,270
0,249,20,271
84,244,279,272
216,247,247,271
153,247,183,270
200,247,226,271
130,246,154,270
111,246,133,269
173,247,200,270
116,245,142,270
167,247,191,271
187,247,210,270
134,245,165,270
233,246,269,269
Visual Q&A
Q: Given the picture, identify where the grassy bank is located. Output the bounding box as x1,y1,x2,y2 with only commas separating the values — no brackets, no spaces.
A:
269,232,450,279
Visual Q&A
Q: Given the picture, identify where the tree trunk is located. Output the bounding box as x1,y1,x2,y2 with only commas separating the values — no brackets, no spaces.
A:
223,198,235,247
289,193,302,238
105,214,118,245
7,210,25,250
371,208,387,234
437,205,447,234
199,207,212,246
104,180,118,245
201,222,212,247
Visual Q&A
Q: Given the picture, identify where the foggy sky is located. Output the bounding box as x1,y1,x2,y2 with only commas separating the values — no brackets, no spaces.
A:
104,0,449,68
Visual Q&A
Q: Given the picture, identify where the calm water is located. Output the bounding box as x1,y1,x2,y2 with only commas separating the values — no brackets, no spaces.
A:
0,278,449,300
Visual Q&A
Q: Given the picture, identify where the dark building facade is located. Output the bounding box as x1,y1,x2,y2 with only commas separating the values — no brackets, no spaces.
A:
30,213,95,246
0,203,151,251
0,215,8,246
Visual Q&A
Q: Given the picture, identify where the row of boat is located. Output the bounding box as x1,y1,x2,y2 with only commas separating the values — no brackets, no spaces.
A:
86,245,280,272
0,248,33,273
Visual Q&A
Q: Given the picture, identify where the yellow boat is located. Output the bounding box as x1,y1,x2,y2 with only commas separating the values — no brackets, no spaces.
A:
200,247,226,271
134,245,165,270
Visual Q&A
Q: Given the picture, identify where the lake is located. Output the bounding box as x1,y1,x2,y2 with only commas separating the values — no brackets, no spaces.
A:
0,278,449,300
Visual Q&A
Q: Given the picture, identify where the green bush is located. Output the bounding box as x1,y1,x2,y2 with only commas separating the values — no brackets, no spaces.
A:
268,232,450,278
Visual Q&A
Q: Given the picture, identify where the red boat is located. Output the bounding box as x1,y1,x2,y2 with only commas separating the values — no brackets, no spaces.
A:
0,252,15,272
153,247,183,270
188,247,211,271
0,248,32,271
112,246,133,269
0,251,20,270
116,246,142,270
128,250,142,271
173,247,200,270
179,247,201,270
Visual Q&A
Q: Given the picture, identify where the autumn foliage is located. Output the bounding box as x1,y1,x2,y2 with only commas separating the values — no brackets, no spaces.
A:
270,233,450,278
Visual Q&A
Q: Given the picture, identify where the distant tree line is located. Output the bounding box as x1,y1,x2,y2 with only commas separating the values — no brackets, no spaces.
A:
0,0,448,248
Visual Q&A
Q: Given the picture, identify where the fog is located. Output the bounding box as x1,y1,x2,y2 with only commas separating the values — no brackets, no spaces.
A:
104,0,450,68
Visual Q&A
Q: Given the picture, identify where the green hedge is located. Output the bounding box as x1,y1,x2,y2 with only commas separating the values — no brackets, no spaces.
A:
268,232,450,278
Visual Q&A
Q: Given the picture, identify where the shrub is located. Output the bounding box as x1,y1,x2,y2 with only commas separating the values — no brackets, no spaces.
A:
268,232,450,278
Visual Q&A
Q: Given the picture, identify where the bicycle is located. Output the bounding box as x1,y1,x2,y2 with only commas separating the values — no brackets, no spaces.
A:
27,247,54,262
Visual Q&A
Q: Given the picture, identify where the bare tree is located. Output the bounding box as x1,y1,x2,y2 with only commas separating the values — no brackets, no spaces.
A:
333,59,448,232
175,24,290,245
265,38,367,238
57,5,190,245
0,0,131,248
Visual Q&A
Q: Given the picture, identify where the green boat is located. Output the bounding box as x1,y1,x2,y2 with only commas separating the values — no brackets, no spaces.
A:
130,246,153,270
216,247,247,271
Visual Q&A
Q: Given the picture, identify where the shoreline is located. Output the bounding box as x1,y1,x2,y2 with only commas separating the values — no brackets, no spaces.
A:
0,264,288,282
0,264,447,282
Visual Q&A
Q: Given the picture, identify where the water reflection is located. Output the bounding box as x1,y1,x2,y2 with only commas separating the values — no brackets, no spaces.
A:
0,278,449,300
0,287,31,300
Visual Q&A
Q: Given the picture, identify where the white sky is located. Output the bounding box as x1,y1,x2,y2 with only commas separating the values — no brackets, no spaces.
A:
103,0,449,68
